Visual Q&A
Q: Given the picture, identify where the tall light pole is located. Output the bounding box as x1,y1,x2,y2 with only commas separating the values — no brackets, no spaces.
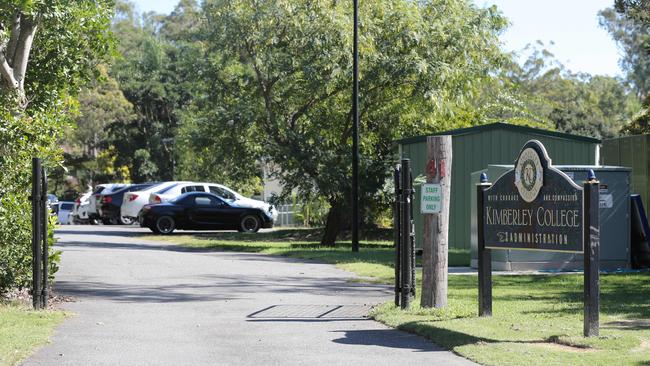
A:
351,0,360,252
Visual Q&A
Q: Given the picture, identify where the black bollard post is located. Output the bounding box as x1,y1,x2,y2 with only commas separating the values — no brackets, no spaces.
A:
584,170,600,337
394,165,401,307
400,159,413,309
477,173,492,317
41,167,49,309
409,173,416,298
31,158,43,310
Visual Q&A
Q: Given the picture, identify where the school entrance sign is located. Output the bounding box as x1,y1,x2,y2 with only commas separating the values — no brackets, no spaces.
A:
483,140,584,253
476,140,601,337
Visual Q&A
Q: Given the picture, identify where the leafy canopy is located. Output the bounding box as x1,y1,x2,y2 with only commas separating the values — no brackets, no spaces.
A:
180,0,507,243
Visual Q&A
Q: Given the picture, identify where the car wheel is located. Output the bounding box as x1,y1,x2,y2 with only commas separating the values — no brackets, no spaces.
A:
240,215,261,233
155,216,175,235
119,215,134,225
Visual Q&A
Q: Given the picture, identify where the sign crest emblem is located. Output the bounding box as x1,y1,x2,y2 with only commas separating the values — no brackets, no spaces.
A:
515,147,543,202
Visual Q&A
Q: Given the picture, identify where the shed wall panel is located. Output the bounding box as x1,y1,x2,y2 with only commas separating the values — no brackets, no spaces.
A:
603,135,650,211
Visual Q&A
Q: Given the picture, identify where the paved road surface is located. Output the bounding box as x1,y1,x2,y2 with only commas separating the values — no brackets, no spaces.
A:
24,225,476,366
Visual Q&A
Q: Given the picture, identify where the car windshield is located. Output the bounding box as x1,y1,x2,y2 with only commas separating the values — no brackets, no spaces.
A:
60,203,74,210
102,185,128,194
158,184,181,194
155,183,178,194
130,183,155,192
209,185,238,200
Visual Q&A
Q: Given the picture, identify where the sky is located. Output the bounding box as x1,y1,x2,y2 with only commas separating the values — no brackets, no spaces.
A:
480,0,622,76
132,0,623,77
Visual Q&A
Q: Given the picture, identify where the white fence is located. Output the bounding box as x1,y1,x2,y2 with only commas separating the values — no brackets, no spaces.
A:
275,203,301,227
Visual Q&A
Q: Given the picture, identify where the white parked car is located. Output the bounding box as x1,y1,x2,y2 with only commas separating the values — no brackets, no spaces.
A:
88,183,128,223
147,182,278,221
56,201,75,225
71,190,93,224
121,181,191,220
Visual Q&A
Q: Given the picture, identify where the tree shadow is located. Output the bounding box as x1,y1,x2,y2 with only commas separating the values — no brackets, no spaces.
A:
53,280,240,303
603,320,650,331
394,321,590,353
53,271,392,304
331,329,447,352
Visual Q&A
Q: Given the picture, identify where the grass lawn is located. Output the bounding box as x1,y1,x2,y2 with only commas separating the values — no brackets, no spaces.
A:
373,273,650,366
148,228,650,365
0,303,65,366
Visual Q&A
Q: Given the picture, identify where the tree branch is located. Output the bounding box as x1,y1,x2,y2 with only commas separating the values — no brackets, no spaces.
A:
6,11,21,64
12,15,37,90
0,37,18,89
289,85,346,130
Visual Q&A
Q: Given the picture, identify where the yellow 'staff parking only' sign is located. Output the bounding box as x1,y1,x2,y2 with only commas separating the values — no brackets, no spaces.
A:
421,183,442,214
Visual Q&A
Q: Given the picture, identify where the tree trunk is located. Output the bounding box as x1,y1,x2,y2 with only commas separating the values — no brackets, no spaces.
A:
320,199,345,246
0,12,38,111
421,135,452,308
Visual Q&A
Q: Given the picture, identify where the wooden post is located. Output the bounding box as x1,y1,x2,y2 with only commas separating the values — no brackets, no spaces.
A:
477,174,492,317
584,172,600,337
421,136,452,308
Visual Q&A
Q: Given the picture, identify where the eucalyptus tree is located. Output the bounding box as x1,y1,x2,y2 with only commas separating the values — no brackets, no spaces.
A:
600,4,650,133
108,0,203,181
187,0,507,245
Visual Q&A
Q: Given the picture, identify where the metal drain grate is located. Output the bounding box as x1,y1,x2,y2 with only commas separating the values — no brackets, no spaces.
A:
248,305,371,319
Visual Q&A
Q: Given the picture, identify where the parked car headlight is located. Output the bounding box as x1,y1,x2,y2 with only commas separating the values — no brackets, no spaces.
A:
262,206,274,219
267,205,278,220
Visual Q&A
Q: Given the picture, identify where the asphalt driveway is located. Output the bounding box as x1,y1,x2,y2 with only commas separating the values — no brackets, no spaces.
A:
23,225,476,366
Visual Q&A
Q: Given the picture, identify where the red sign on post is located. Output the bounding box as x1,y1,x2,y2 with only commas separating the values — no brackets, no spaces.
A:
426,159,436,177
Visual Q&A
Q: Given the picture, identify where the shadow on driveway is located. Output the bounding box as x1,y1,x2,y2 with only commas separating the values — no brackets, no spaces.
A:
332,329,443,353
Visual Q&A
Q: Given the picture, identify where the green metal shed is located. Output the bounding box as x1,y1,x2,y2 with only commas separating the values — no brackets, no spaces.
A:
602,134,650,212
397,122,601,250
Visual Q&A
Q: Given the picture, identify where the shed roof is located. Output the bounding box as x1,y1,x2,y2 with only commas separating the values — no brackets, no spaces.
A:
397,122,601,145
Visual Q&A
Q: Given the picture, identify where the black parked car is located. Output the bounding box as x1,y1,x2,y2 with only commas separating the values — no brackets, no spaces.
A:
139,192,274,234
99,183,157,225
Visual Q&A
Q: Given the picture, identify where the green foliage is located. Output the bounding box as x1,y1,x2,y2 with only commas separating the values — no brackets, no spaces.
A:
600,6,650,98
615,0,650,24
106,0,203,182
293,197,330,227
485,43,636,139
599,5,650,134
62,66,136,190
621,94,650,134
0,1,115,108
0,193,32,292
0,1,113,292
185,0,507,242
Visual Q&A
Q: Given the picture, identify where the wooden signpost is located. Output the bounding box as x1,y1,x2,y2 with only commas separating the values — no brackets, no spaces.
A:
421,136,452,308
476,140,600,337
